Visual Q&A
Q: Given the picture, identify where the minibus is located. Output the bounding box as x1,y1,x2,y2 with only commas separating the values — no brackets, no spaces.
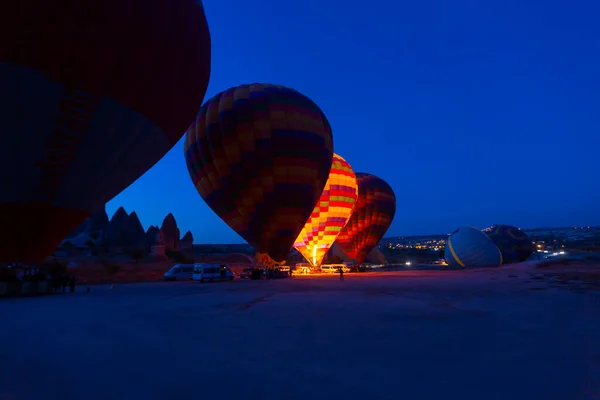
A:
192,264,234,282
163,264,194,281
320,264,350,273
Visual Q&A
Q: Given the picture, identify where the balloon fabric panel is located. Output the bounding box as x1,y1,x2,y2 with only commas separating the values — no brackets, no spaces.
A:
0,0,211,262
336,173,396,265
0,0,211,141
185,84,334,262
294,154,358,267
485,225,533,263
445,226,503,267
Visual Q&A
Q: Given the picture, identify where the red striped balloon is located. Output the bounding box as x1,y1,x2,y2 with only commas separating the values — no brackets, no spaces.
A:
184,84,334,262
336,173,396,265
0,0,211,263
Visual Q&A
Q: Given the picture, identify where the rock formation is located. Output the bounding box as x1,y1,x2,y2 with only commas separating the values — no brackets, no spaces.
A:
62,206,190,258
150,229,168,260
67,206,109,239
99,207,146,251
160,213,180,251
101,206,128,247
180,231,194,252
126,212,146,247
144,225,160,248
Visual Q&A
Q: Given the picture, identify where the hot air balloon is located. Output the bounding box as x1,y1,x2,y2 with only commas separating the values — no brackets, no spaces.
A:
0,1,211,263
293,154,358,268
445,226,502,267
336,173,396,265
184,84,334,262
484,225,533,263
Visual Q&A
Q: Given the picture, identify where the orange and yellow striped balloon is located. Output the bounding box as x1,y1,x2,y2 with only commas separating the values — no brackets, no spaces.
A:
294,154,358,267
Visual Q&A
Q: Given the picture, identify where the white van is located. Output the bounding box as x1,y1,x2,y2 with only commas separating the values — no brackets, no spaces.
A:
321,264,350,274
163,264,194,281
294,262,312,275
192,263,234,282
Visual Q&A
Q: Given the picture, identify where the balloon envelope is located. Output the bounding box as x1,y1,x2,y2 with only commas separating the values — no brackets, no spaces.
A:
184,83,334,262
336,173,396,265
484,225,533,263
445,226,502,267
294,154,358,267
0,0,211,262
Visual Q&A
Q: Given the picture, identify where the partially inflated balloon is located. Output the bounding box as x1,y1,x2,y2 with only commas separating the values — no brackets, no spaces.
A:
0,0,211,262
294,154,358,267
484,225,533,263
184,84,334,262
445,226,502,267
336,173,396,265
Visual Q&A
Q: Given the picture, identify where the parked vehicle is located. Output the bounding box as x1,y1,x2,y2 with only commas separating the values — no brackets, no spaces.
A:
192,264,234,282
321,264,351,273
239,268,254,279
294,262,313,275
163,264,194,281
269,265,290,279
240,267,269,280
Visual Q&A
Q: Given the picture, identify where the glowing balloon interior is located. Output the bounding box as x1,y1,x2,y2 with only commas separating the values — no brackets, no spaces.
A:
294,154,358,267
184,83,334,262
0,0,211,262
335,173,396,265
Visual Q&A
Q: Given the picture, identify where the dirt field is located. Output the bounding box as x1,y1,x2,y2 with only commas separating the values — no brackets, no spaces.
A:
1,262,599,400
68,257,600,288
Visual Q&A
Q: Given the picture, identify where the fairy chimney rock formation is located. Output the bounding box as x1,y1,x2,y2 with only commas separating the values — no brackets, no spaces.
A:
180,230,194,251
160,213,180,251
102,206,128,249
126,211,146,247
61,205,194,258
150,229,167,260
103,207,146,249
144,225,160,247
156,229,167,245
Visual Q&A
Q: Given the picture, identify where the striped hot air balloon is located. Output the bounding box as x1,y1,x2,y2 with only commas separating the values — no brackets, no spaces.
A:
445,226,503,267
484,225,533,263
0,0,211,263
293,154,358,267
336,173,396,265
184,84,334,262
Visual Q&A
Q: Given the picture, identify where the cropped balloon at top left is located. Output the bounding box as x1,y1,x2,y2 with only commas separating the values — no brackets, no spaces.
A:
0,0,212,263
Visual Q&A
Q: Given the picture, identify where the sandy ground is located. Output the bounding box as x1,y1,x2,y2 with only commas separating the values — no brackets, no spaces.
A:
1,263,600,400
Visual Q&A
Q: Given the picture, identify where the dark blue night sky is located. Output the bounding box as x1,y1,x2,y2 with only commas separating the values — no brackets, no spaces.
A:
108,0,600,243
